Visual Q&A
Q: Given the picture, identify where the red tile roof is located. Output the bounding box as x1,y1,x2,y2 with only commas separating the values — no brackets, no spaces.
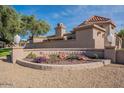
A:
79,15,116,27
87,15,110,22
44,37,64,42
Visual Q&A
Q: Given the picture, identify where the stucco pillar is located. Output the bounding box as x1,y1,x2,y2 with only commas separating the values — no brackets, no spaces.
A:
12,46,24,63
104,46,116,63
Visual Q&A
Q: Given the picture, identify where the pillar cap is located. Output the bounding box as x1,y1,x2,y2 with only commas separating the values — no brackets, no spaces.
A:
12,46,23,49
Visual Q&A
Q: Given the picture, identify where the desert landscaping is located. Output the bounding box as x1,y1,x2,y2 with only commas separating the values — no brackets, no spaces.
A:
0,57,124,88
1,5,124,88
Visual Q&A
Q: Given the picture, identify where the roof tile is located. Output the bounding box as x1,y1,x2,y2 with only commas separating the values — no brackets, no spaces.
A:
86,15,110,23
79,15,115,27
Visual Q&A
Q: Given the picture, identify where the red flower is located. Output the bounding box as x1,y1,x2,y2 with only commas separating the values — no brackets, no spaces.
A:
59,52,68,60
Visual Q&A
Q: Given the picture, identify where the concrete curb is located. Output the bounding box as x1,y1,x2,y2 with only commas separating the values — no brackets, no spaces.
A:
16,59,111,70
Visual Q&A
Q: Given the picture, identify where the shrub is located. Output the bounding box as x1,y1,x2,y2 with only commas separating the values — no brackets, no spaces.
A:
49,54,59,61
67,54,78,60
26,52,37,59
35,57,47,63
67,54,89,61
93,54,99,59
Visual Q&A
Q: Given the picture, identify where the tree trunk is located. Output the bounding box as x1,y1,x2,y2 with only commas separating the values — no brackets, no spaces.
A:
0,38,10,44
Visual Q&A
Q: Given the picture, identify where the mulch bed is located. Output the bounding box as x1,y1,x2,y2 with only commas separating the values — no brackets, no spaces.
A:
24,58,97,65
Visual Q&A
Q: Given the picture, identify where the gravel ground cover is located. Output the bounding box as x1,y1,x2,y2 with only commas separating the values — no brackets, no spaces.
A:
0,57,124,88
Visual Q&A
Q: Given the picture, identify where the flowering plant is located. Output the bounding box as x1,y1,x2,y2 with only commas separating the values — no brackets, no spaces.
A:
35,57,47,63
58,52,68,60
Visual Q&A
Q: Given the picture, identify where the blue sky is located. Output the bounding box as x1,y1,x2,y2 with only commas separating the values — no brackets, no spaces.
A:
12,5,124,39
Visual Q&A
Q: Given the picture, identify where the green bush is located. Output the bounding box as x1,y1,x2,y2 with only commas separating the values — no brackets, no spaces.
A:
67,54,78,60
93,54,99,59
49,54,59,61
26,52,37,59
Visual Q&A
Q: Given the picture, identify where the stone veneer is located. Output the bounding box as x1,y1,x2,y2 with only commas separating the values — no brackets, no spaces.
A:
12,47,24,63
12,46,124,64
12,47,104,63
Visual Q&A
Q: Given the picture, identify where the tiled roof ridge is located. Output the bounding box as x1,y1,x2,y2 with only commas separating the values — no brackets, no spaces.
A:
78,15,116,27
85,15,111,23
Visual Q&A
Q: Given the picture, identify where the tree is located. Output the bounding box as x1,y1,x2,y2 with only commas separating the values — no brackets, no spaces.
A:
118,29,124,39
0,6,50,46
21,15,50,39
0,5,25,45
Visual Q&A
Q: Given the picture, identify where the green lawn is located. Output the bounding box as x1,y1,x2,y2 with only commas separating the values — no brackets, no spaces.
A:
0,48,12,57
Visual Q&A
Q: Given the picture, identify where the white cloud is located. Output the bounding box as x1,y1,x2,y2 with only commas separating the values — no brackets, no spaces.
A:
52,11,69,19
61,11,68,16
52,13,61,19
50,6,124,31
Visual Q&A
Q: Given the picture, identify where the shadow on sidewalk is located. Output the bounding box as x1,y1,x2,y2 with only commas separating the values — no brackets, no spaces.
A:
0,57,12,63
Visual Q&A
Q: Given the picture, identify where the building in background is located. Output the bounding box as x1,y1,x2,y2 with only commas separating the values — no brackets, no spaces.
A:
26,15,122,49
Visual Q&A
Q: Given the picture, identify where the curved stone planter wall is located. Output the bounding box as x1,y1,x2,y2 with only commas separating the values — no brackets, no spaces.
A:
16,59,111,70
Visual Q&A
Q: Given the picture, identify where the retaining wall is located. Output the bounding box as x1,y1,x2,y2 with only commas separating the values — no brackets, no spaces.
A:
11,47,124,64
23,48,104,59
16,59,111,70
12,47,104,63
